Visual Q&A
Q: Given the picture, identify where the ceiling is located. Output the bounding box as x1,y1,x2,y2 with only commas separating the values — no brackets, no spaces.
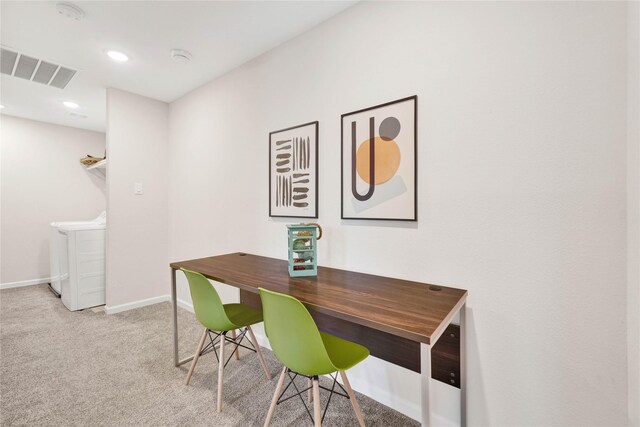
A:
0,1,355,132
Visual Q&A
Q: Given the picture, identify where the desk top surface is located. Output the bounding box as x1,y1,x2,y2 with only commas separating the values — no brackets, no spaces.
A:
171,253,467,345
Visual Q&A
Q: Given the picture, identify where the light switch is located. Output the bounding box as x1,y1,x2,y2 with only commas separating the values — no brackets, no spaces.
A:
134,182,143,195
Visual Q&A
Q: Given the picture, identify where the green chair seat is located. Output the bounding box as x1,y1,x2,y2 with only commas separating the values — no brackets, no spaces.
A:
224,303,263,328
320,332,369,372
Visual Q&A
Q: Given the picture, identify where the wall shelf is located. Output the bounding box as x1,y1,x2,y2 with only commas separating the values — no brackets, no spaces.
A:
85,159,106,177
86,159,106,170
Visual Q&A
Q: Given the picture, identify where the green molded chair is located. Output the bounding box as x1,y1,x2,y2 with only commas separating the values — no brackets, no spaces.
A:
182,269,271,413
259,288,369,427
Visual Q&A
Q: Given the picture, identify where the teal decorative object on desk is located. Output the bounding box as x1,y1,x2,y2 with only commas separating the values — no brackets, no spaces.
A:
287,223,322,277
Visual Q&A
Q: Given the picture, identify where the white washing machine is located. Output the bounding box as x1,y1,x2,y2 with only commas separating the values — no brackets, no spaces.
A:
58,222,106,311
49,212,106,296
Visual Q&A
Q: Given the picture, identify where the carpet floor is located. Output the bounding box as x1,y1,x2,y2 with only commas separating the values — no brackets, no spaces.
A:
0,285,417,426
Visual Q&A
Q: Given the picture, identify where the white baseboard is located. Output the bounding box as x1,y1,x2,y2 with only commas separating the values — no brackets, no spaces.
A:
105,294,171,315
0,277,52,290
176,298,194,313
103,295,194,315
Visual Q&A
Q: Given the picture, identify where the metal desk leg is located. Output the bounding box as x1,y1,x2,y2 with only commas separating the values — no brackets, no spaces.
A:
172,268,179,366
460,303,467,427
420,342,432,427
172,267,196,367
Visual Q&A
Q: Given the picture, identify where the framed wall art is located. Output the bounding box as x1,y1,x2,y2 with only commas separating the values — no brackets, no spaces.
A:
341,95,417,221
269,121,318,218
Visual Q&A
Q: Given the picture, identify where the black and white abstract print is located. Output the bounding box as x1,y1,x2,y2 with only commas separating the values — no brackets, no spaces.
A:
269,121,318,218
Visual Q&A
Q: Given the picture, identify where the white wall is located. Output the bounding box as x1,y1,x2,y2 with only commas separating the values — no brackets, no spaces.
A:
168,2,630,425
105,89,169,310
627,1,640,425
0,115,105,286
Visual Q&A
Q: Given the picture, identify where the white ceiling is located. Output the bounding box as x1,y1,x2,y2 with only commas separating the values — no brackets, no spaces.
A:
0,1,355,132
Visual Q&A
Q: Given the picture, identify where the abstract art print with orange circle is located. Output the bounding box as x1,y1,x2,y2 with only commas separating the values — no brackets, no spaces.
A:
341,96,417,221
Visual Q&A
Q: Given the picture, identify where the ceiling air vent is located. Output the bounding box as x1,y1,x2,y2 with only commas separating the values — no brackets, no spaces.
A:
0,47,78,89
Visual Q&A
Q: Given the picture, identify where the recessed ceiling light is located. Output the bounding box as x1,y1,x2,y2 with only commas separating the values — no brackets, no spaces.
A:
107,51,129,62
0,105,4,109
63,101,79,109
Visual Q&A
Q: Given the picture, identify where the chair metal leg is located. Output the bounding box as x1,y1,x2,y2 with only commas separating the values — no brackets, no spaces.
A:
308,377,313,402
339,370,365,427
230,329,240,360
247,325,271,380
264,366,288,427
313,377,321,427
185,328,208,385
216,331,226,413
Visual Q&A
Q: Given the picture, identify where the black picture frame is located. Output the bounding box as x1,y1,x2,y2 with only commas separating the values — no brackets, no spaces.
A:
269,121,319,218
340,95,418,222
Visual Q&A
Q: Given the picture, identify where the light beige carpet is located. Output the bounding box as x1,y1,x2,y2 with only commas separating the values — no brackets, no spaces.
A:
0,285,418,426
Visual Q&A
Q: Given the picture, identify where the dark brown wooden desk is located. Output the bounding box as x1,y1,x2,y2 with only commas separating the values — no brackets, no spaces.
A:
170,253,467,427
